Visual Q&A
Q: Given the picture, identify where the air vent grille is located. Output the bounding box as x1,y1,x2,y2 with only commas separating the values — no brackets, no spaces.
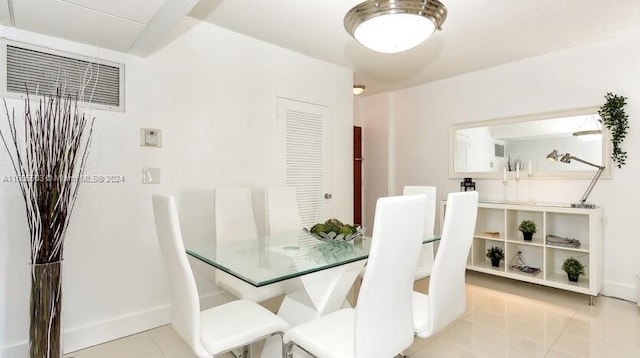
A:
5,43,124,111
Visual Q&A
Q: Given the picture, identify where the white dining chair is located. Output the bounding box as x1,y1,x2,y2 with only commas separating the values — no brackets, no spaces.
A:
215,187,285,302
266,186,302,234
152,195,289,358
357,186,436,284
283,195,427,358
412,191,478,338
402,185,437,280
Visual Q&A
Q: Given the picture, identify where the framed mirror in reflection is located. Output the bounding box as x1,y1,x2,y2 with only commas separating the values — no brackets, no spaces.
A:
449,107,612,179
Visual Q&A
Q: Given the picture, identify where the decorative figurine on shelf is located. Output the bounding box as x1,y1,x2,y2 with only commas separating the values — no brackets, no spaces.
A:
518,220,537,241
562,257,585,282
508,251,541,275
486,246,505,268
460,177,476,192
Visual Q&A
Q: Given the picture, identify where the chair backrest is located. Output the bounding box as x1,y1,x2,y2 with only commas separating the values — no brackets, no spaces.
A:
152,195,209,357
215,187,258,242
403,186,436,279
402,186,436,235
355,195,426,358
425,191,478,336
266,186,303,234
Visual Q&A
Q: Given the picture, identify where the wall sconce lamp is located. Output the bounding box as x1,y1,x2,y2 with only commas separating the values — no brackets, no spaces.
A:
546,149,605,208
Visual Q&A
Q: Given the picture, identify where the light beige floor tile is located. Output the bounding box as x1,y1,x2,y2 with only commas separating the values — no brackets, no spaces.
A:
465,284,497,307
215,353,234,358
160,343,198,358
449,317,558,356
541,347,581,358
503,300,575,331
564,298,640,350
550,330,640,358
410,335,489,358
413,276,430,294
259,294,285,314
465,272,586,310
148,324,187,351
162,344,233,358
446,317,553,356
66,332,159,358
404,333,442,355
142,352,166,358
438,328,515,356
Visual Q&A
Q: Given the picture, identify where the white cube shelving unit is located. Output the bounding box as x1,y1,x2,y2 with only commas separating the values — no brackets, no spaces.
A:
440,200,603,303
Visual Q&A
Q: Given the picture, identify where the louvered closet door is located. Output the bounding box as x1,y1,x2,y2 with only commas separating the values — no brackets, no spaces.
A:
276,97,332,228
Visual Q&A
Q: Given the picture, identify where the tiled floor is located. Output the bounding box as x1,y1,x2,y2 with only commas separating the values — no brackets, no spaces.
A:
65,272,640,357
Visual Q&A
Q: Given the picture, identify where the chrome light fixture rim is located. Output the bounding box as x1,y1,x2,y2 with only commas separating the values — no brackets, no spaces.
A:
572,129,603,137
344,0,448,40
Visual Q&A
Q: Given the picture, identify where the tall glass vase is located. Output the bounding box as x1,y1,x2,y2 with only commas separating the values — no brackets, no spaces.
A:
30,261,63,358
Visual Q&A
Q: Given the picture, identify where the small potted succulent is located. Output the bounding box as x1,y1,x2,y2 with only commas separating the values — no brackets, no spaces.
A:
562,257,585,282
486,246,505,268
518,220,537,241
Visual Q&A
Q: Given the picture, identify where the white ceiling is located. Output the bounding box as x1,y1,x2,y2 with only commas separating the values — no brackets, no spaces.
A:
189,0,640,95
3,0,640,95
0,0,198,55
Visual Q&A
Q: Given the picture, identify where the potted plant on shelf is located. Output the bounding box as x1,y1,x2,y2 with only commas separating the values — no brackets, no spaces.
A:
486,246,505,267
562,257,585,282
518,220,537,241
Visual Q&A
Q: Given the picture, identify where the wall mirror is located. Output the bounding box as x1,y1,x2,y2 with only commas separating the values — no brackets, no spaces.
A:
449,107,612,179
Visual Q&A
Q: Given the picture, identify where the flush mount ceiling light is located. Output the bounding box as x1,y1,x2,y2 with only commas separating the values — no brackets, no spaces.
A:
353,84,366,95
344,0,447,53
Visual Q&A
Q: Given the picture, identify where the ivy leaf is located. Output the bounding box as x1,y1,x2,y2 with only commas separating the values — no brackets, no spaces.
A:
598,92,629,168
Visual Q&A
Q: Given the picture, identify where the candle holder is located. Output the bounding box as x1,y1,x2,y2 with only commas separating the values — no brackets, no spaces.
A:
527,172,534,203
515,175,521,202
502,179,508,203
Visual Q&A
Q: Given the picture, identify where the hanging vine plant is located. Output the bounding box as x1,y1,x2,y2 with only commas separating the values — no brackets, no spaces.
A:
598,92,629,168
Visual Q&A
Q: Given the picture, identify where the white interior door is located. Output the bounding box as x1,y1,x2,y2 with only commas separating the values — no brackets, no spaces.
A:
276,97,332,228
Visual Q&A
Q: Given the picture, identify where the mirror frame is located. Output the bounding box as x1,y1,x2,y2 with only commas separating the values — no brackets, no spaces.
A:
449,107,613,179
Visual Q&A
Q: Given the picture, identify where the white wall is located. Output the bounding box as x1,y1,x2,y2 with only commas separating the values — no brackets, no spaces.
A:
0,18,353,355
360,30,640,301
359,93,392,233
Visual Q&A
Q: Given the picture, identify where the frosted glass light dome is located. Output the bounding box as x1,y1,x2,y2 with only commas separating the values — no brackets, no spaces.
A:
354,14,435,53
344,0,447,53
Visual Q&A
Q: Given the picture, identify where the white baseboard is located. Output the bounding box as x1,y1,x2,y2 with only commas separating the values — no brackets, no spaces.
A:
1,291,229,358
2,339,28,358
602,280,637,303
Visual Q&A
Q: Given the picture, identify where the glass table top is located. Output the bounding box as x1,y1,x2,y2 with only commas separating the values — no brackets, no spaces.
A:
186,231,440,287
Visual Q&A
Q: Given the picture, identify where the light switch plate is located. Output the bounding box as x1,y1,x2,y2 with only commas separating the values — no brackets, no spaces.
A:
140,128,162,147
142,168,160,184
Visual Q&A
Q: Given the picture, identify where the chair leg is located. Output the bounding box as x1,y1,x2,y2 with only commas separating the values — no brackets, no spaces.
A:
284,342,295,358
242,345,252,358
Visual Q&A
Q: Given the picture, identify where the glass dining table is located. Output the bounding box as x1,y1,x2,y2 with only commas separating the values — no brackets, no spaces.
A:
187,231,440,357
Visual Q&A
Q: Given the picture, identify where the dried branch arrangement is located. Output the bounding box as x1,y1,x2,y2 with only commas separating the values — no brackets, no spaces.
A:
0,89,94,264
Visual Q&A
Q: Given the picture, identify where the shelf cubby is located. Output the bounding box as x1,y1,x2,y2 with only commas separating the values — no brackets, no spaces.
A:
440,200,602,300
